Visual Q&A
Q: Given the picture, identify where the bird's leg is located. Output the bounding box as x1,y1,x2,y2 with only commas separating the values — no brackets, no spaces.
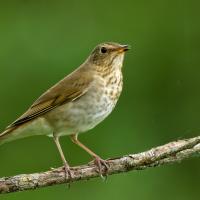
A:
53,135,73,183
70,134,109,177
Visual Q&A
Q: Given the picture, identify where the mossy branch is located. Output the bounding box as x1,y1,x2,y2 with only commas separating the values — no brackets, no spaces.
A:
0,136,199,194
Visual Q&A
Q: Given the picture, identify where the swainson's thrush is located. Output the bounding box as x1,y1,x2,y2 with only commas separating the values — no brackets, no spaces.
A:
0,42,129,179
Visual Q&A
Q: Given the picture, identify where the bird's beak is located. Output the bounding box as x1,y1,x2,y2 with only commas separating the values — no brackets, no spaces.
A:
117,45,130,53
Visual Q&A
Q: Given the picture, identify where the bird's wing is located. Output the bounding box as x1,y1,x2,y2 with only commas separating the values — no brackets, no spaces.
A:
6,70,93,129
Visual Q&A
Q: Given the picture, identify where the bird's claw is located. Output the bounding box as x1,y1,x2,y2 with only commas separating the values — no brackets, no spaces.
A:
92,156,110,179
62,164,74,188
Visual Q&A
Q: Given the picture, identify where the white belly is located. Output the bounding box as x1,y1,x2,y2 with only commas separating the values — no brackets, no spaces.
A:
45,90,115,136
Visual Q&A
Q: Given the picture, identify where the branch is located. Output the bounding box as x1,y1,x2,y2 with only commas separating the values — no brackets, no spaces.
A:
0,136,199,194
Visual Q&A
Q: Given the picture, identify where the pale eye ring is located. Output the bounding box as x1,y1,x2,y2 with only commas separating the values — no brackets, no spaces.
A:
100,47,107,53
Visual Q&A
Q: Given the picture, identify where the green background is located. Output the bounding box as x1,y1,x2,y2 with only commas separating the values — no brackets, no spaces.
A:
0,0,199,199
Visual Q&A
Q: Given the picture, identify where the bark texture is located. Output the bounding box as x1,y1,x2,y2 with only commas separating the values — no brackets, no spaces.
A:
0,136,199,194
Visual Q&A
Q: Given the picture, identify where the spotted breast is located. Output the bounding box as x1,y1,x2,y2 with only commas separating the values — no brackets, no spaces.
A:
45,59,123,137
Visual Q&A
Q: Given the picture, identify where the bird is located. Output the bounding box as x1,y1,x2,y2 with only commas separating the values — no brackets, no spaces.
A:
0,42,129,179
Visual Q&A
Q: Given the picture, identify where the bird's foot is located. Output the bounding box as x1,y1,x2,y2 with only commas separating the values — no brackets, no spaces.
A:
92,156,110,180
62,163,74,188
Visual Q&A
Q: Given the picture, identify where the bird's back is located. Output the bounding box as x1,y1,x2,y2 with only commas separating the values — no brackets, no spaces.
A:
0,63,93,142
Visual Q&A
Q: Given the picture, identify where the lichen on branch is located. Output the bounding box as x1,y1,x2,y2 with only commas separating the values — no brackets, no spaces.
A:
0,136,199,194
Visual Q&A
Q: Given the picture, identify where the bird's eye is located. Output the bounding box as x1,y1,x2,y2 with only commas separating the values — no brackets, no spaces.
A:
100,47,107,53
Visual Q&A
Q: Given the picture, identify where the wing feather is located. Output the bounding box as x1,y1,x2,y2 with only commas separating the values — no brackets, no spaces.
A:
7,69,92,129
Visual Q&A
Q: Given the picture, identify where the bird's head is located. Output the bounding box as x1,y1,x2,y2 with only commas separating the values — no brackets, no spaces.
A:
88,42,130,69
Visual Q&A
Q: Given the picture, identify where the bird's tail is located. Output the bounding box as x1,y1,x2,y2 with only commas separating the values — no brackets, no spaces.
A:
0,127,18,146
0,117,53,146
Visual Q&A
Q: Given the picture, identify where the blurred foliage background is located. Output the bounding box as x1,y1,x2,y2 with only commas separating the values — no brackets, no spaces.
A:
0,0,199,199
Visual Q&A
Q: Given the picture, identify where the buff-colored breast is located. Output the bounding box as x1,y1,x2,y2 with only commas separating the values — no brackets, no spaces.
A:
44,68,123,137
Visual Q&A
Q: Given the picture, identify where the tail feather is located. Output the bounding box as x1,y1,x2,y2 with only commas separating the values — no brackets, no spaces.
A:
0,117,53,146
0,127,18,145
